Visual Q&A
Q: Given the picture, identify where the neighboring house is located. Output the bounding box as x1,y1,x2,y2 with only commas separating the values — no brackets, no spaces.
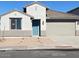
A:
67,7,79,15
0,2,79,37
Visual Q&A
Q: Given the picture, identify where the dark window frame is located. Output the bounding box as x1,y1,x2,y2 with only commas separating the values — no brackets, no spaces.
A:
10,18,22,30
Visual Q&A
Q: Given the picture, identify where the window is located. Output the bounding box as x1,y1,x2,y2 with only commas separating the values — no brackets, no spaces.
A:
23,8,26,13
10,18,21,29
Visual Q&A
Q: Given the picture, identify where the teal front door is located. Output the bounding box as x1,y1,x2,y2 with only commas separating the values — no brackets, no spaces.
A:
32,20,40,36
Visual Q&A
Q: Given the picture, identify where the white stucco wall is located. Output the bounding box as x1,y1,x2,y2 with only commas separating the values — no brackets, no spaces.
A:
0,11,32,31
26,4,46,31
46,22,75,37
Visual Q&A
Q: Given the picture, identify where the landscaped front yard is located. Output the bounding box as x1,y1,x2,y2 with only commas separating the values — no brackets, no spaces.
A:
0,37,55,50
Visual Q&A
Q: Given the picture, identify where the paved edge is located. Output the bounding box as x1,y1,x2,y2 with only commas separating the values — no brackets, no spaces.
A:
0,47,78,51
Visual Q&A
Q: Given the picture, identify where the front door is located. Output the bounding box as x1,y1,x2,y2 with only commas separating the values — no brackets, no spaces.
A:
32,20,40,36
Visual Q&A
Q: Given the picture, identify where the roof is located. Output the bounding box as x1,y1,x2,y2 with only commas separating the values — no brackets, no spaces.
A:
25,2,79,21
24,2,48,8
46,9,79,20
0,10,34,18
67,7,79,15
67,7,79,13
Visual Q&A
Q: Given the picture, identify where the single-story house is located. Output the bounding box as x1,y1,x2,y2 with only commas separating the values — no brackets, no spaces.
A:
0,2,79,37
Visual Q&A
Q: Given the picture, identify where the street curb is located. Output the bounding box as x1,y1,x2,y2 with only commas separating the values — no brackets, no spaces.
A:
0,47,78,51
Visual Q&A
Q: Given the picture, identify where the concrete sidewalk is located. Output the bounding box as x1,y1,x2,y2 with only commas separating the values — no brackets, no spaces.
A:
0,37,76,50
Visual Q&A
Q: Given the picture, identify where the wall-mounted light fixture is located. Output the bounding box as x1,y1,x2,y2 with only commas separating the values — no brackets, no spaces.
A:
42,21,44,25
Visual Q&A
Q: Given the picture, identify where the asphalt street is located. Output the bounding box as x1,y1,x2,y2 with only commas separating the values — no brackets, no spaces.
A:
0,49,79,58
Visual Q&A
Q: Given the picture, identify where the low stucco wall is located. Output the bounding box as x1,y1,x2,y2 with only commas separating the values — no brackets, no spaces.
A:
0,30,32,37
0,30,46,37
46,22,75,36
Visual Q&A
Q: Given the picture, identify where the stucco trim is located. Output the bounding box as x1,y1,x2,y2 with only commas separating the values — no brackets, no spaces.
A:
0,10,34,18
24,2,48,9
46,19,76,22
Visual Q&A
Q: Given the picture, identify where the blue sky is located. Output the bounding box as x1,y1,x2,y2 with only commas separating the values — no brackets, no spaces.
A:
0,1,79,15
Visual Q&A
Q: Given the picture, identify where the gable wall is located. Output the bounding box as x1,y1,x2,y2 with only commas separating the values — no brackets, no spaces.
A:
0,11,32,37
26,4,46,36
1,11,32,31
